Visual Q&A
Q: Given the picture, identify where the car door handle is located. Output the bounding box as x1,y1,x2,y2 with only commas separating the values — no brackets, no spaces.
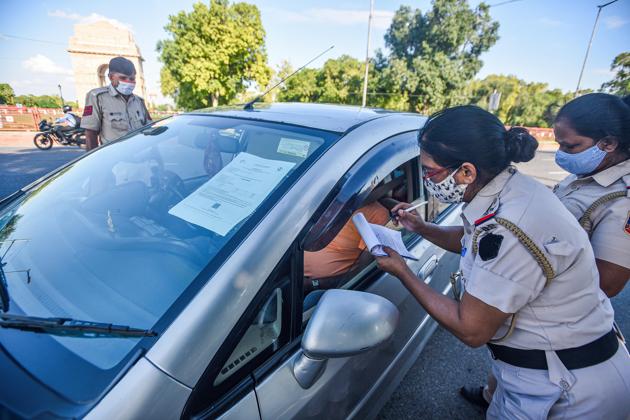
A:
417,255,439,282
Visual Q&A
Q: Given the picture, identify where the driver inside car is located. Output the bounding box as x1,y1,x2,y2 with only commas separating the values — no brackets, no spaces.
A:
303,200,390,293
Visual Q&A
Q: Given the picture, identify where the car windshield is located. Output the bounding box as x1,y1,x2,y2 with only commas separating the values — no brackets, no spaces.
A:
0,114,337,370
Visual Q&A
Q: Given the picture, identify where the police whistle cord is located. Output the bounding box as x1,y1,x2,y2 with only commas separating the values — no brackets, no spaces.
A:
579,190,627,237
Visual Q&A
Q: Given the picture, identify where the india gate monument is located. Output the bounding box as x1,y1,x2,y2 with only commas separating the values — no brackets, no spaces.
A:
68,20,147,108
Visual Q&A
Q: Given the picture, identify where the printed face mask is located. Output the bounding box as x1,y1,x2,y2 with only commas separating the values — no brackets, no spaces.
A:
555,143,606,175
424,167,468,203
115,81,136,96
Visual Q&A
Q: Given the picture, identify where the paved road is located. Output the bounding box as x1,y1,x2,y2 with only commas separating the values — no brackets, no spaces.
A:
1,144,628,419
0,145,84,199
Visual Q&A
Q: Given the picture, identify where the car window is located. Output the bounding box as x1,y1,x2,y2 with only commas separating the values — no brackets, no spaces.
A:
302,152,421,322
0,114,336,373
185,253,293,419
215,288,284,387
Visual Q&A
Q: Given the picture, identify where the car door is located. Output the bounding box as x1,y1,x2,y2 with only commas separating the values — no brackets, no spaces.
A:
253,131,462,420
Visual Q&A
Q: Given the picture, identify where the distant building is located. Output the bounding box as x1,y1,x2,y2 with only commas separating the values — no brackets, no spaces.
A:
68,20,147,108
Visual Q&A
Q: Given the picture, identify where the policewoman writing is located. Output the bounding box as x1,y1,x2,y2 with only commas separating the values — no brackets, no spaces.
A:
376,105,630,418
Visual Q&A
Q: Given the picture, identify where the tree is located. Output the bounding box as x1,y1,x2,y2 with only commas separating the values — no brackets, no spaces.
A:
0,83,15,105
466,74,574,127
601,52,630,96
13,94,63,108
277,55,366,105
377,0,499,113
157,0,271,110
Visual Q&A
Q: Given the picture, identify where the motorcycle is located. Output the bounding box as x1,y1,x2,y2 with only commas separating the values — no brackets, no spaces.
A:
33,119,86,150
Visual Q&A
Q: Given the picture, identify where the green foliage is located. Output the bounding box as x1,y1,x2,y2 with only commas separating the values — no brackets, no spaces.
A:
0,83,15,105
467,75,573,127
601,52,630,96
277,55,365,105
378,0,499,113
157,0,271,110
14,94,64,108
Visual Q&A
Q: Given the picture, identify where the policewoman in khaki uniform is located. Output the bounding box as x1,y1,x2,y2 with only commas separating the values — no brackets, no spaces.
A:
81,56,151,151
376,106,630,419
553,93,630,297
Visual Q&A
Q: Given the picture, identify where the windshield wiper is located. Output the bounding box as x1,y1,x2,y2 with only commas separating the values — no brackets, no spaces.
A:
0,313,157,338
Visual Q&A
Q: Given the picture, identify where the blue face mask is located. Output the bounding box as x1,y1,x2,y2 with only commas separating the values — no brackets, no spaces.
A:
555,143,607,175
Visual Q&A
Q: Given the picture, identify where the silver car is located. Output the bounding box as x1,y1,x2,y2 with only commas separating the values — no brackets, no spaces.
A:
0,103,462,419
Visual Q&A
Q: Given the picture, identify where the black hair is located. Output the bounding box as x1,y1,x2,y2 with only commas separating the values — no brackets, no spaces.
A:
420,105,538,179
555,93,630,156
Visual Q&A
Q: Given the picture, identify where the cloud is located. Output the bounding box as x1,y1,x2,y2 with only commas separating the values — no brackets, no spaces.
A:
271,8,394,30
9,79,43,88
537,17,566,27
22,54,73,76
604,16,627,29
47,10,133,31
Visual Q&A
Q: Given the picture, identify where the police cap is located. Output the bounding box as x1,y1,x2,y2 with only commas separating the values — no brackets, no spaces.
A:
108,56,136,76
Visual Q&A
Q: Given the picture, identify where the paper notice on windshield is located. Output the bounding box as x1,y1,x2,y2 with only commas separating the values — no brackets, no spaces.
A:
352,212,417,260
169,152,295,236
277,138,310,158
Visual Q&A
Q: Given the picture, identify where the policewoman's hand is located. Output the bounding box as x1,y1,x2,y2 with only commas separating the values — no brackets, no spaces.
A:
391,202,427,234
375,246,412,279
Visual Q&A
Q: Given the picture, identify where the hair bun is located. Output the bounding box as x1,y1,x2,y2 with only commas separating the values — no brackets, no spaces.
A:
504,126,538,163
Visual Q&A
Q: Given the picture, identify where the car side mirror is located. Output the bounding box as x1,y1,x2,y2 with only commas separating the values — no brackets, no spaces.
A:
292,289,399,389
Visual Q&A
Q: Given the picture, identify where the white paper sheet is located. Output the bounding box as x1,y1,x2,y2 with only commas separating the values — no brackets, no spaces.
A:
352,212,417,260
168,152,295,235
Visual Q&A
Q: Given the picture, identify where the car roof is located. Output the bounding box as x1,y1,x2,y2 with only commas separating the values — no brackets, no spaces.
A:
188,102,420,133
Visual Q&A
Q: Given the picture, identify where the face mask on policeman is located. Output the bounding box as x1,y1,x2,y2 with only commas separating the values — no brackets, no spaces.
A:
421,154,477,204
553,119,619,176
107,56,137,97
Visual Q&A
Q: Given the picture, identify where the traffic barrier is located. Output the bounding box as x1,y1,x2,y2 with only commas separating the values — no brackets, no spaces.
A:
0,106,176,131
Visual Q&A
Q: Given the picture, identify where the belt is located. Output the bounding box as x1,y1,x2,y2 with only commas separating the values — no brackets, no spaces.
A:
487,329,619,370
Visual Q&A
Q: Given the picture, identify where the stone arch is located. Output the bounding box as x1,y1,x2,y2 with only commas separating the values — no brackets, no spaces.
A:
68,20,146,108
97,64,109,87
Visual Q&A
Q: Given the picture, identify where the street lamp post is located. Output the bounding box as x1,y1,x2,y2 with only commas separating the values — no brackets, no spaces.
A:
58,84,65,107
361,0,374,108
574,0,619,97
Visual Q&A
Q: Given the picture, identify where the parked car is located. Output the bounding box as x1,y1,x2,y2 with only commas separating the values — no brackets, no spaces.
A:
0,103,462,419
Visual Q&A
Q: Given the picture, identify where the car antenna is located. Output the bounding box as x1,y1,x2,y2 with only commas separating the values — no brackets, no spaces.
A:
243,45,334,111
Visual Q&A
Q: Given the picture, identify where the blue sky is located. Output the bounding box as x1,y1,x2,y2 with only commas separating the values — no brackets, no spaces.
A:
0,0,628,103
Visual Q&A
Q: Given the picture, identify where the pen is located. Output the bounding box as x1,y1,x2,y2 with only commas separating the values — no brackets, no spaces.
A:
390,201,428,220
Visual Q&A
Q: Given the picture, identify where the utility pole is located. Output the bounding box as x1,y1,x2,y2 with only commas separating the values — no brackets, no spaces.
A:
58,84,65,107
575,0,619,97
361,0,374,108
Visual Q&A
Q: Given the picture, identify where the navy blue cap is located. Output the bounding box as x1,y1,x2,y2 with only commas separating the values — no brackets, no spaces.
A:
108,56,136,76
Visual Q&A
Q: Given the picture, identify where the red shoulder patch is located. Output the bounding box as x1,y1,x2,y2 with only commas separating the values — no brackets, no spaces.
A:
624,211,630,236
83,105,93,117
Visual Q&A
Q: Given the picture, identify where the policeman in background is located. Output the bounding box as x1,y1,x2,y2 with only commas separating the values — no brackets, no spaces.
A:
81,56,151,150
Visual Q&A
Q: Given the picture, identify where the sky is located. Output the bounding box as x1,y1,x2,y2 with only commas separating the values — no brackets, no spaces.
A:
0,0,628,104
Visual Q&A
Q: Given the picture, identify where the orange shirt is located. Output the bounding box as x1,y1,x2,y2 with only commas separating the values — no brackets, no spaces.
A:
304,201,390,278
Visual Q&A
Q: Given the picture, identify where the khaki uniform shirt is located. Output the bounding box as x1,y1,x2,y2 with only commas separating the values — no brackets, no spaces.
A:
553,159,630,269
81,84,151,144
459,167,614,350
